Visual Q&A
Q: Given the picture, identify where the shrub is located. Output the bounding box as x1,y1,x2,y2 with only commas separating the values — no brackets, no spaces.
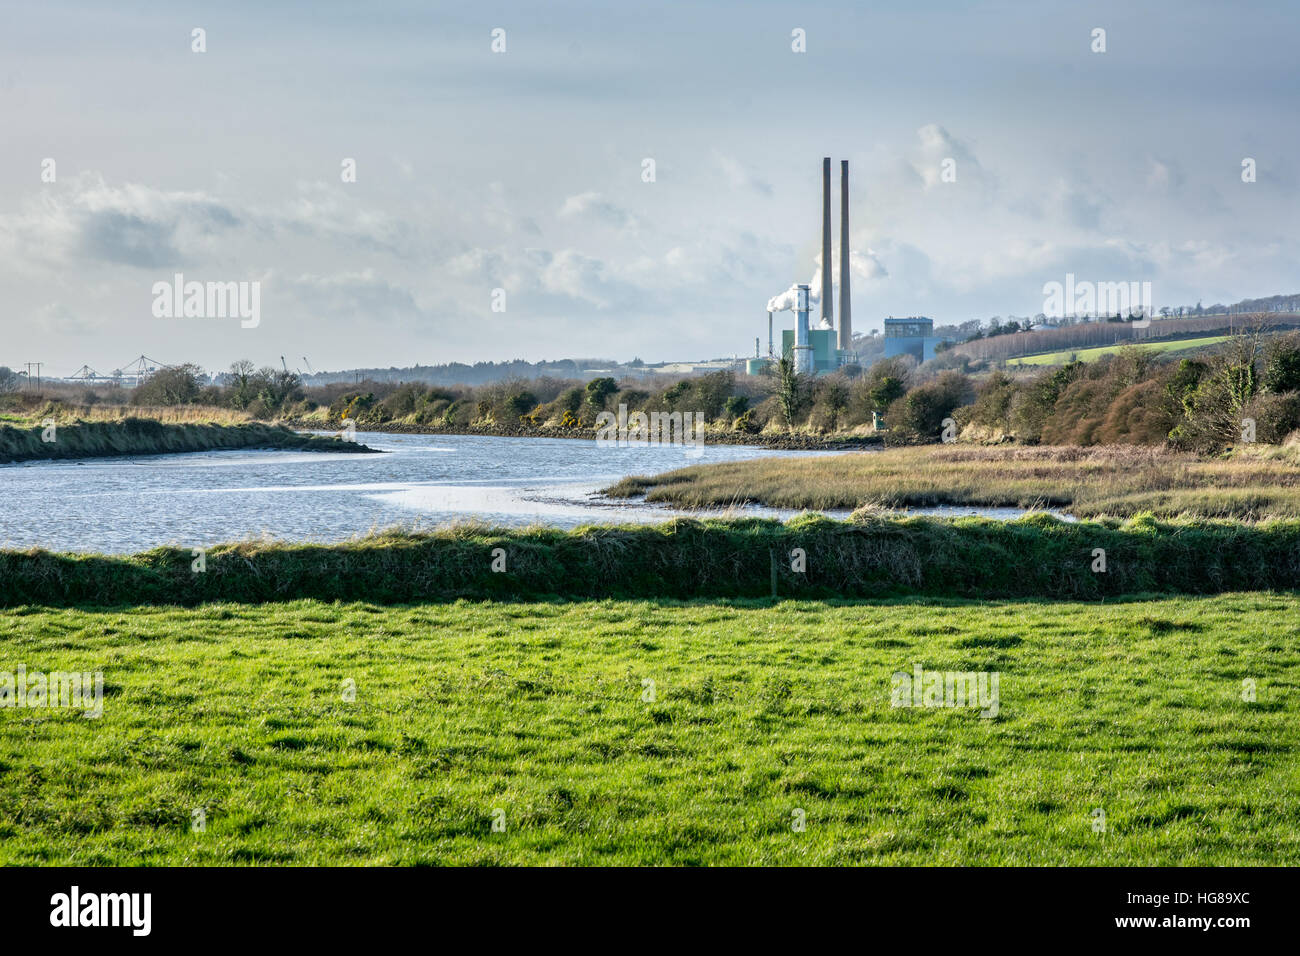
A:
585,377,619,409
132,365,205,406
885,371,973,442
1244,392,1300,443
1263,334,1300,394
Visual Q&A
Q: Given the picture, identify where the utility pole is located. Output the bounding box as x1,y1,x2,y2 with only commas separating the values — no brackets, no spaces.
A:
24,362,42,391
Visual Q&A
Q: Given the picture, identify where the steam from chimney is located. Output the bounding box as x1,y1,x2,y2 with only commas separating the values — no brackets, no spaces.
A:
766,251,884,314
767,274,819,313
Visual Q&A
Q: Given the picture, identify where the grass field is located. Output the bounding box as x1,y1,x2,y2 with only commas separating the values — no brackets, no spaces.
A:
1006,335,1230,366
604,444,1300,519
1,595,1296,865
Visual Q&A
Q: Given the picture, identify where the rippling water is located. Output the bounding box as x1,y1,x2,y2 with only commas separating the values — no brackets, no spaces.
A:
0,432,841,554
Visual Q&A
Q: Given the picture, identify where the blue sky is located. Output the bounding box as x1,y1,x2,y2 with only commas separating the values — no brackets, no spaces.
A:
1,0,1297,373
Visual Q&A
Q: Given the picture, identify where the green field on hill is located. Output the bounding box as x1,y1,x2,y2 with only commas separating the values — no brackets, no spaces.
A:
1006,335,1230,366
1,595,1295,865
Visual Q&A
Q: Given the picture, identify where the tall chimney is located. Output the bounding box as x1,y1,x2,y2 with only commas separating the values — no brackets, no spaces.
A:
839,159,852,352
795,284,813,374
767,310,774,358
821,157,833,329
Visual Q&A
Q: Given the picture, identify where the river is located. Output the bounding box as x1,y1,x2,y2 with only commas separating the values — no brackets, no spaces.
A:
0,431,846,554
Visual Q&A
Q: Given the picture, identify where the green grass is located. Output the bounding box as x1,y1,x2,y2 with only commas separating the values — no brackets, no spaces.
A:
1007,335,1231,366
604,444,1300,520
1,594,1296,865
9,512,1300,604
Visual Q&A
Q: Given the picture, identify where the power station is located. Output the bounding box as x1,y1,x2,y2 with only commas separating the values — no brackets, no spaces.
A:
755,157,857,376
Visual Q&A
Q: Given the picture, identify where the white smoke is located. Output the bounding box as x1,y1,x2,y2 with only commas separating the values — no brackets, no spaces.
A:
766,279,815,313
766,248,886,314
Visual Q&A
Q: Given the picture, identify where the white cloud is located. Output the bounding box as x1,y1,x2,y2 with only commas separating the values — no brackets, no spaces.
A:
557,191,637,231
910,124,988,191
277,269,424,324
0,174,240,269
713,152,773,197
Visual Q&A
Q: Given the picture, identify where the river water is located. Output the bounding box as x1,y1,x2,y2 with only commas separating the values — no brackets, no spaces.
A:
0,432,850,554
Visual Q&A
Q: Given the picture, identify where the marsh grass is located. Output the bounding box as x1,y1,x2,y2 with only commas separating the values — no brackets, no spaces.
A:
3,404,254,426
603,444,1300,519
0,419,373,464
0,594,1295,865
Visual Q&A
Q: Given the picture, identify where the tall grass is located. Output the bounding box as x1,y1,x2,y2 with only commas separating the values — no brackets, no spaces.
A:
2,403,253,426
4,513,1300,605
603,444,1300,519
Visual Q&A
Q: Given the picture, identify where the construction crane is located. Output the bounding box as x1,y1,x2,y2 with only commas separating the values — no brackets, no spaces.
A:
301,356,315,375
114,355,171,386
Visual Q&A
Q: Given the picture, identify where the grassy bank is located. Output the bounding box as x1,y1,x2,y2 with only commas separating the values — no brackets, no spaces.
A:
5,513,1300,604
0,419,377,464
604,444,1300,519
1,594,1295,865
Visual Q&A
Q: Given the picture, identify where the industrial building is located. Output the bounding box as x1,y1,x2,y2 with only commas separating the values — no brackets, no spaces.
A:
780,326,839,373
883,317,945,362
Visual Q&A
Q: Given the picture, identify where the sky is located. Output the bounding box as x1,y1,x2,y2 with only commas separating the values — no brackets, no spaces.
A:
1,0,1297,375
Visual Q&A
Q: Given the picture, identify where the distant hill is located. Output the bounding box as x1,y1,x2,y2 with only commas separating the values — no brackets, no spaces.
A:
302,358,620,387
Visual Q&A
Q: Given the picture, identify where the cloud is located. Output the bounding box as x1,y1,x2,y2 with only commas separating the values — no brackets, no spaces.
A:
0,174,241,269
33,301,100,335
1146,157,1186,193
482,181,541,237
910,124,987,191
538,249,622,307
557,192,637,230
277,269,424,324
713,152,773,197
273,181,416,253
1048,179,1106,231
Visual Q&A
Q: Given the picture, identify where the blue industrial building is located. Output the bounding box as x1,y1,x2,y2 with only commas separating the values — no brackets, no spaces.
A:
883,317,945,362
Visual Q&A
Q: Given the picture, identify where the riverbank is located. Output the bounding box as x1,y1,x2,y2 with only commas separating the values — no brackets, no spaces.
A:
279,416,882,451
602,443,1300,520
0,419,379,465
5,513,1300,605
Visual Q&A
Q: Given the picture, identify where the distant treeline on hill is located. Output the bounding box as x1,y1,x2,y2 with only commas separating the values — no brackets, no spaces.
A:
301,358,628,387
951,313,1300,363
